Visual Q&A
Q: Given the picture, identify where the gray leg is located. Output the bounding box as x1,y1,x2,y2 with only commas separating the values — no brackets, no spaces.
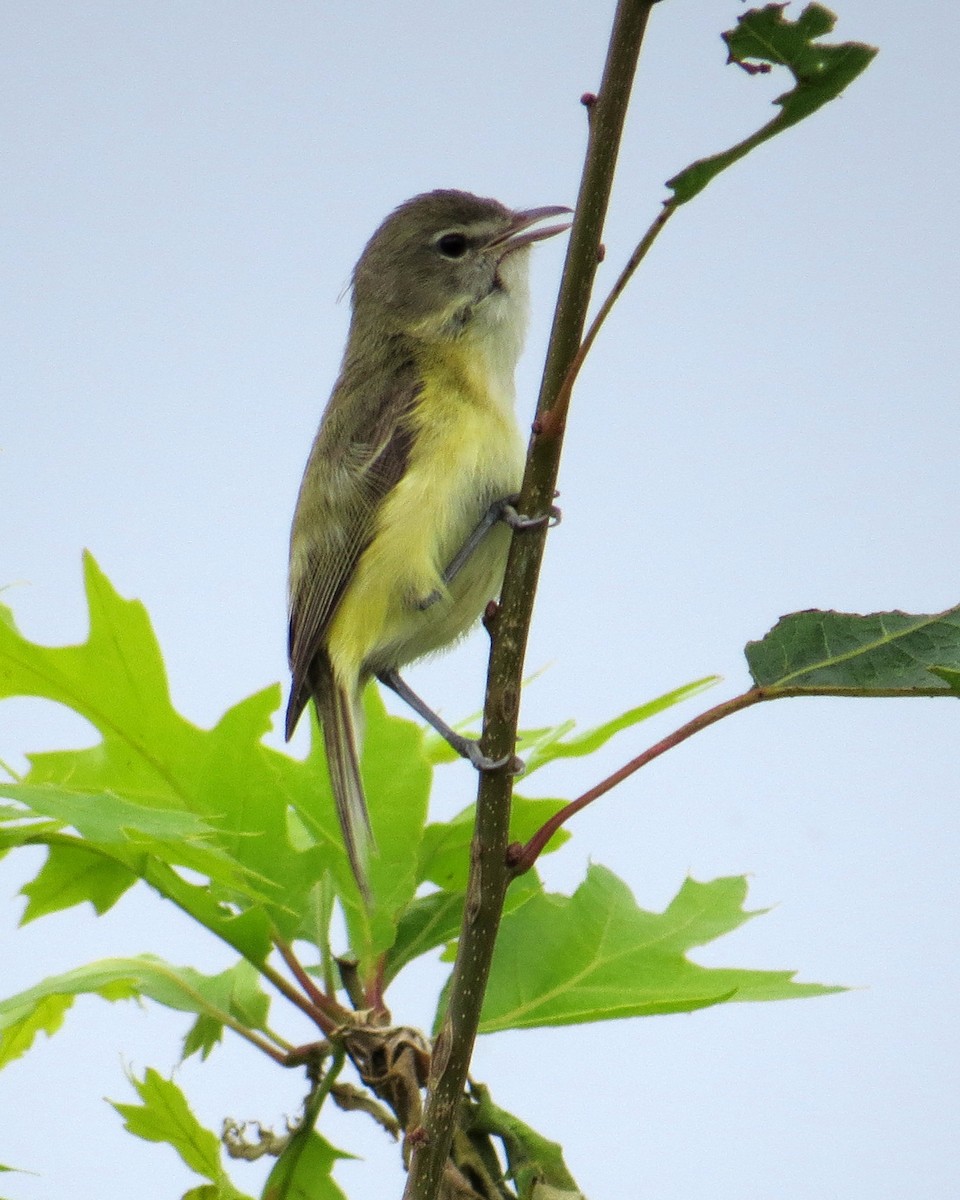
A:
376,668,520,772
418,495,561,610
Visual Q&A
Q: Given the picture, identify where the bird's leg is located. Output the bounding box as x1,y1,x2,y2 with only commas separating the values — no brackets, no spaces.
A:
417,495,561,611
376,668,522,773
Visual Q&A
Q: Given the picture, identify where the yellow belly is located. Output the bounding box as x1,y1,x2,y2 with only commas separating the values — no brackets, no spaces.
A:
326,349,525,684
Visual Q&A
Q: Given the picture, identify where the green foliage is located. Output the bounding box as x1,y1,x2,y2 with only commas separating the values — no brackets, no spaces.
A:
478,869,840,1033
425,676,718,773
0,554,846,1194
111,1069,255,1200
0,957,271,1069
0,552,431,965
746,607,960,692
668,4,877,203
261,1131,349,1200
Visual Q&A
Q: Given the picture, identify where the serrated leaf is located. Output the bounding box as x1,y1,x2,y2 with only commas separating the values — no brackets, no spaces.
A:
518,677,718,775
745,606,960,692
0,956,274,1069
479,867,842,1032
263,1130,349,1200
0,554,433,963
182,1013,225,1061
179,959,272,1061
424,680,715,776
111,1068,252,1198
19,842,136,922
0,992,75,1069
668,4,877,204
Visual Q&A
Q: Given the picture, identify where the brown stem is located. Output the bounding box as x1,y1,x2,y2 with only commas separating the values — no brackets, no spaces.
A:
363,954,390,1018
401,5,661,1199
511,680,953,872
510,687,764,872
261,951,342,1036
240,1030,296,1066
560,200,677,404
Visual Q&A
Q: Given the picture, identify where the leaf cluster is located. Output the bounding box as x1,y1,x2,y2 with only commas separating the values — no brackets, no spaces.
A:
0,557,844,1196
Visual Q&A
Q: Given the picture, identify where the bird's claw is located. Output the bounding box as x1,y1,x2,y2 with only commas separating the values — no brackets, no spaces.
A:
463,743,525,775
500,500,562,532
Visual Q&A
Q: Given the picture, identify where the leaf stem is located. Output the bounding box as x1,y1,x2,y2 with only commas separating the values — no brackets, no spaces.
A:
272,1045,347,1200
273,938,351,1031
259,958,340,1035
512,680,954,871
512,688,763,872
562,200,677,400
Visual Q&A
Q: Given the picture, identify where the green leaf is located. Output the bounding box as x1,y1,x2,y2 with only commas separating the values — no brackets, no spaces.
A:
19,842,136,922
745,606,960,692
0,992,76,1069
112,1068,220,1181
385,871,542,989
467,1083,582,1199
178,959,271,1061
385,890,464,985
182,1013,225,1061
929,665,960,694
111,1068,252,1198
185,1187,257,1200
0,956,274,1069
424,679,715,776
479,867,842,1033
263,1130,349,1200
518,678,718,775
668,4,877,204
0,554,433,965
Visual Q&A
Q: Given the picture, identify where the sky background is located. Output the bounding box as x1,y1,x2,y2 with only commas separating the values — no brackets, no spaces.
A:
2,1,958,1197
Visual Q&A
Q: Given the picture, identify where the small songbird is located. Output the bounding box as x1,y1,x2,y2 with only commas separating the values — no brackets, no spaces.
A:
285,189,570,895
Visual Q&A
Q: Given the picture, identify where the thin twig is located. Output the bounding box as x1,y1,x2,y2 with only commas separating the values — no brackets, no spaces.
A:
558,200,677,407
401,5,661,1199
259,956,341,1035
274,937,351,1031
511,687,763,872
511,681,953,872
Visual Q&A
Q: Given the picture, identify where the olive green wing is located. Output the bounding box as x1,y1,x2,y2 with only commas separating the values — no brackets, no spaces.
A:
285,361,419,737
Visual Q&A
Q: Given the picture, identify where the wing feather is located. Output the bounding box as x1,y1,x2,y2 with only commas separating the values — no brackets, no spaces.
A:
285,351,420,736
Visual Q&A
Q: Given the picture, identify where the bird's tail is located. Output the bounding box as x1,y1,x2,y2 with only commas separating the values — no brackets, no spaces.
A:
311,660,375,901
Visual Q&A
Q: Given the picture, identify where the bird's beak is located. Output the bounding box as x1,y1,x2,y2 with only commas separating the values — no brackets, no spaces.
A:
488,205,573,254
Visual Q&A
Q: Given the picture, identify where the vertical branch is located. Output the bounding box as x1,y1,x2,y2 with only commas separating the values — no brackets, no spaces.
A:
402,4,661,1198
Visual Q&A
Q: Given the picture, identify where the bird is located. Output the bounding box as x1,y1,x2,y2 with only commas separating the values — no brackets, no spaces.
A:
285,189,570,896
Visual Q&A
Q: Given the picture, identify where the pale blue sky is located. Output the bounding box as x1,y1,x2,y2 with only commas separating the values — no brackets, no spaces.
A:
2,3,958,1197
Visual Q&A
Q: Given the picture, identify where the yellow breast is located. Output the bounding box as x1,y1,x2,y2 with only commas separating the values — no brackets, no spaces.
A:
326,342,526,684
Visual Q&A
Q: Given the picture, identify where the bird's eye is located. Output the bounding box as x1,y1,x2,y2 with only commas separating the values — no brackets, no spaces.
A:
437,232,469,258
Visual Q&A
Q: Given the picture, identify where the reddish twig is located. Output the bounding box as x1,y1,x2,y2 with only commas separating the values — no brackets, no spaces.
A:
509,688,763,873
509,680,953,873
273,937,351,1032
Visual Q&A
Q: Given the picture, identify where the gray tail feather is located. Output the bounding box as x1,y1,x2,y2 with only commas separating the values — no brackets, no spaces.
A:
319,676,375,902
